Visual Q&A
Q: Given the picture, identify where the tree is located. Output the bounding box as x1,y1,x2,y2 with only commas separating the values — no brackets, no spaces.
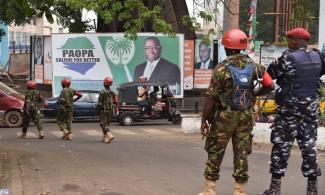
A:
239,0,275,43
53,2,94,33
0,0,197,40
239,0,319,44
290,0,319,43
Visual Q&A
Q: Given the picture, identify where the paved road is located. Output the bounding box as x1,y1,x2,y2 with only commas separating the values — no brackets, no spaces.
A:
0,120,325,195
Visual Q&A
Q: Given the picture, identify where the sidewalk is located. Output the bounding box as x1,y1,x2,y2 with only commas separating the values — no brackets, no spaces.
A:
181,113,325,151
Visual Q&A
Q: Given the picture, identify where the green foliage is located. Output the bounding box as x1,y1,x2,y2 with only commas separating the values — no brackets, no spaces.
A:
0,0,178,39
320,85,325,99
53,2,94,33
66,0,175,39
198,11,213,23
291,0,319,23
291,0,319,43
239,0,275,43
239,0,319,44
0,0,37,25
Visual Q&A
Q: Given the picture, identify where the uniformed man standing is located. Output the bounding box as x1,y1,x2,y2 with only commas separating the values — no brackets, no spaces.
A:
57,78,81,140
20,80,44,139
97,77,118,144
259,28,323,195
198,28,275,195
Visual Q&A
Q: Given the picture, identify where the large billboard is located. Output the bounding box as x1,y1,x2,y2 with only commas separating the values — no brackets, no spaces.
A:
52,33,184,97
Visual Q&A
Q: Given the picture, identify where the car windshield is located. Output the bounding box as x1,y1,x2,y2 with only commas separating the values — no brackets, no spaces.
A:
0,82,20,95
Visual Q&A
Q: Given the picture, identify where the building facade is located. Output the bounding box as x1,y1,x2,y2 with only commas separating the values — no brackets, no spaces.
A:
0,15,68,68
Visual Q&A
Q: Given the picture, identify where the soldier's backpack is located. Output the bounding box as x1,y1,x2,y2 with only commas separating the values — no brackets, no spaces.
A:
226,62,254,110
102,89,113,111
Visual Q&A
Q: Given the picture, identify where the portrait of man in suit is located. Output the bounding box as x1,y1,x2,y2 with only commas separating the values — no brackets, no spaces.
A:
194,42,214,69
34,36,44,65
133,36,180,86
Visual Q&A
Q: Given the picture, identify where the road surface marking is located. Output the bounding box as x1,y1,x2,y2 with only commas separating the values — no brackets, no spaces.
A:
16,132,37,138
50,131,64,137
114,129,137,135
163,127,181,132
81,130,102,136
141,128,168,135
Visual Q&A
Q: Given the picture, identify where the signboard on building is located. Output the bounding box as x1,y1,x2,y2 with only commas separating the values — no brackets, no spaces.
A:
52,33,184,97
194,39,214,88
8,53,30,76
44,36,52,84
0,24,9,67
259,44,287,67
183,40,194,90
31,35,44,82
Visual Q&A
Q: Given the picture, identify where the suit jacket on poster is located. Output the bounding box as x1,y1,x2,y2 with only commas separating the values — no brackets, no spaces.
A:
194,60,214,69
134,58,180,85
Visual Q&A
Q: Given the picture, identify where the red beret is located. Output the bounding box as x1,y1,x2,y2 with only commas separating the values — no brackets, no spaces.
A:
286,28,310,40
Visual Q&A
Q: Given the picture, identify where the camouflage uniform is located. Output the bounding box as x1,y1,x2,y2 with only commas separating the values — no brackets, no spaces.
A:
22,89,43,133
57,87,79,133
266,48,322,178
204,53,266,183
97,88,115,134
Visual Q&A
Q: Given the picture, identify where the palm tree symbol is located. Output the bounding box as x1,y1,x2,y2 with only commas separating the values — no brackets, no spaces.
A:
105,38,133,81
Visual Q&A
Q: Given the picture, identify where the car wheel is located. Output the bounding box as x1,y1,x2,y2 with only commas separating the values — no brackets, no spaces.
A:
171,113,182,124
5,110,23,127
121,115,134,126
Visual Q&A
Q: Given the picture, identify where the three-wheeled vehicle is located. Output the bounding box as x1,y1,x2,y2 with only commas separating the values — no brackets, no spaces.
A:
117,81,182,126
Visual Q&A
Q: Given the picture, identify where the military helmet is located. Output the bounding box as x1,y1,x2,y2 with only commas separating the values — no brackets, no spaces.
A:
221,28,248,49
103,77,113,87
26,80,37,89
61,78,71,87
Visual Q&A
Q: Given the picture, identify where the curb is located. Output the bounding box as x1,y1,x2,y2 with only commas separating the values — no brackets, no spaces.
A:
181,115,325,151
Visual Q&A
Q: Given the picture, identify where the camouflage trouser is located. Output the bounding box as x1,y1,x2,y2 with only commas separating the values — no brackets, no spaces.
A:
22,109,42,132
57,107,73,132
99,111,112,134
204,109,253,183
269,103,322,177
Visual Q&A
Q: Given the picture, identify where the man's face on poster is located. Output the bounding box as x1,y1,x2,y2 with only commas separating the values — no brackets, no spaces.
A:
199,44,211,62
144,39,162,63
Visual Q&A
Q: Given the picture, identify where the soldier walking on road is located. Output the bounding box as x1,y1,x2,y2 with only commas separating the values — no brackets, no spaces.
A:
57,78,82,140
97,77,118,144
259,28,324,195
20,80,44,139
198,28,275,195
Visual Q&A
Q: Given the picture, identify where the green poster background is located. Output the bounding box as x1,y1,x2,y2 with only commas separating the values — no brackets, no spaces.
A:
98,35,181,85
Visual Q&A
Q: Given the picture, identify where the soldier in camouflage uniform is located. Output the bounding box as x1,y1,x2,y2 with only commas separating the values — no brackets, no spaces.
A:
199,29,275,195
20,80,44,139
57,78,82,140
259,28,323,195
97,77,118,144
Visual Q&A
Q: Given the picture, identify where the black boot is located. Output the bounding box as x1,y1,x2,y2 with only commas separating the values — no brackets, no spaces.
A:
258,178,281,195
307,179,317,195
